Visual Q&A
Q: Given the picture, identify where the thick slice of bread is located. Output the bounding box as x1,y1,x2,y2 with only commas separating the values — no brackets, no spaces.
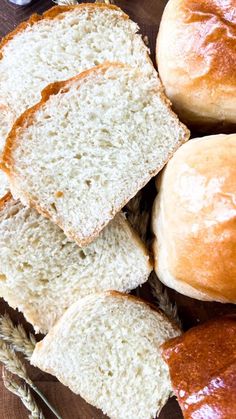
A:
0,193,151,333
31,292,180,419
2,63,189,246
0,3,154,149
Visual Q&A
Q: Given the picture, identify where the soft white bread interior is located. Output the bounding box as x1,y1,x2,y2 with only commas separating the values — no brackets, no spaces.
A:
0,193,151,333
156,0,236,131
152,134,236,303
2,63,189,246
0,3,155,148
31,292,180,419
0,170,8,198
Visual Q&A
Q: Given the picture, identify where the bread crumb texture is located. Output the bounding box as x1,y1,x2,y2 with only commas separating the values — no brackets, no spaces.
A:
31,292,180,418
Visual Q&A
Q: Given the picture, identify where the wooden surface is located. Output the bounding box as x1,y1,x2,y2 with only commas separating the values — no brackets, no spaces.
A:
0,1,235,418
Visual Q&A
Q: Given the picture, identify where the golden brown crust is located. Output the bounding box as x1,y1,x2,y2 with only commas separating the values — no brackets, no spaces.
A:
0,4,126,56
156,0,236,131
1,62,189,247
162,315,236,419
153,134,236,303
0,191,12,209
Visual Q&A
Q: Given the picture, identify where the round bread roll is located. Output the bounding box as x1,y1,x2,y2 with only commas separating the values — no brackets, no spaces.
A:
156,0,236,131
152,134,236,303
162,315,236,419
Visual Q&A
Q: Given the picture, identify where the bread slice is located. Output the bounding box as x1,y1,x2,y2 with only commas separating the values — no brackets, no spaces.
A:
0,3,155,149
2,63,189,246
0,193,151,334
31,292,181,419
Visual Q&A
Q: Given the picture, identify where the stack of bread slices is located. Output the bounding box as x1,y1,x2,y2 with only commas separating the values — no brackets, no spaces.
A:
0,3,190,419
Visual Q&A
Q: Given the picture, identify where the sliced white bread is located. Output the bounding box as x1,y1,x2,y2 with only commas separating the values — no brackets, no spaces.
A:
0,193,151,334
31,292,181,419
0,3,155,148
2,63,189,246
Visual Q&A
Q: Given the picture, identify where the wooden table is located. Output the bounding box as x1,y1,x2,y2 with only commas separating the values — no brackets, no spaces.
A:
0,1,235,418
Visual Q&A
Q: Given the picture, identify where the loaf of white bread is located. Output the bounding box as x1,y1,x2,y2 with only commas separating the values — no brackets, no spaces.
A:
2,63,189,246
152,134,236,303
31,292,180,419
0,193,152,333
156,0,236,131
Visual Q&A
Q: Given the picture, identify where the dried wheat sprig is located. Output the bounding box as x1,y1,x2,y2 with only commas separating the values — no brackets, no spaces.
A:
125,191,150,243
3,369,45,419
0,314,36,361
143,35,149,47
149,273,182,328
0,340,31,382
0,341,62,419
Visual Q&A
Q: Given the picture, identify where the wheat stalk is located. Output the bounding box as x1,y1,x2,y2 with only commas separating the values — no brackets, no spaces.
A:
0,340,62,419
0,340,31,382
3,368,45,419
149,272,182,328
0,314,36,361
125,191,150,243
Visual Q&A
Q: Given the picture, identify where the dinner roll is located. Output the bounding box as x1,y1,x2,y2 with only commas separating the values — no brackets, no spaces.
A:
162,315,236,419
152,134,236,303
156,0,236,131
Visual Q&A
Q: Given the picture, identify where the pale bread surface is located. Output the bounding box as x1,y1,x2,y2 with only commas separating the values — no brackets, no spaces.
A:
0,194,151,333
31,292,181,418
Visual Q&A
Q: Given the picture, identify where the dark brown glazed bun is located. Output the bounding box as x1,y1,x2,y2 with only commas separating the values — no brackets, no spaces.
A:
162,315,236,418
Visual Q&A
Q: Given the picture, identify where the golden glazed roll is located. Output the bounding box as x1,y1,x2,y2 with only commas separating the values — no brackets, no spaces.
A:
152,134,236,303
161,315,236,419
156,0,236,131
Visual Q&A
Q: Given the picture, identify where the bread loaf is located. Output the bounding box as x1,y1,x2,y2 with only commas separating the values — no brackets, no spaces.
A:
31,292,181,419
156,0,236,131
152,134,236,303
162,315,236,418
0,193,151,333
2,63,189,246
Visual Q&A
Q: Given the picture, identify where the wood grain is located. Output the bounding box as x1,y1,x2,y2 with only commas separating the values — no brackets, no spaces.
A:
0,1,235,418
